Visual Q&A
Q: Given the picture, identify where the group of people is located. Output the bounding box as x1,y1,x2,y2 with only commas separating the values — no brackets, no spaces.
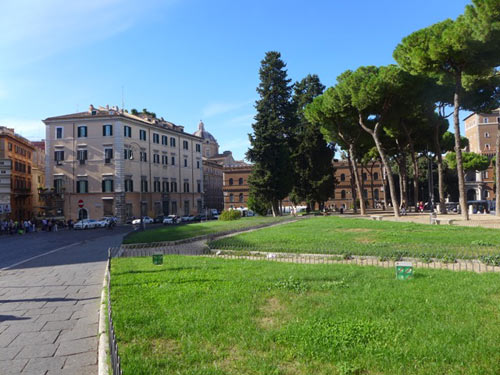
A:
0,219,37,235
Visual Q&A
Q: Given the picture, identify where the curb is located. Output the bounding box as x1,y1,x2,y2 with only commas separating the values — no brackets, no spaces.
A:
98,261,110,375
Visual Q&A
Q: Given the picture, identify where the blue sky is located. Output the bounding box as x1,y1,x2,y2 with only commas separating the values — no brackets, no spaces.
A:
0,0,471,160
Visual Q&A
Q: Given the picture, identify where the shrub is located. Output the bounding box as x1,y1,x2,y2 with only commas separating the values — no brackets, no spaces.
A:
219,210,242,221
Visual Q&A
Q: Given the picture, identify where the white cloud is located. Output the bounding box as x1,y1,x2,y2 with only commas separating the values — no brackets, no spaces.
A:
202,100,253,118
0,118,45,141
0,0,171,67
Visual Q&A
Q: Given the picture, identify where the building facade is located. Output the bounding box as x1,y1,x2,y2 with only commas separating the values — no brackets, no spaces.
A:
0,127,35,221
223,164,252,210
0,158,12,219
31,141,46,217
331,160,384,209
464,108,499,201
44,105,204,222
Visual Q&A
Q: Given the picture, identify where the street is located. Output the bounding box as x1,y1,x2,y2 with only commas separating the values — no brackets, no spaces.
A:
0,226,129,374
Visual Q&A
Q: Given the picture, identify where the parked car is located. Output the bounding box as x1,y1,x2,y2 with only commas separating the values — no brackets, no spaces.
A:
74,219,98,230
95,219,108,228
154,215,166,223
163,215,181,225
132,216,154,225
181,215,191,222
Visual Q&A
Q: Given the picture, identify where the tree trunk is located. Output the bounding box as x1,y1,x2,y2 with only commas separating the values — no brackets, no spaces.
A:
359,118,400,218
349,145,366,215
410,152,419,209
496,123,500,216
346,151,358,214
434,121,447,214
453,72,469,220
271,201,278,217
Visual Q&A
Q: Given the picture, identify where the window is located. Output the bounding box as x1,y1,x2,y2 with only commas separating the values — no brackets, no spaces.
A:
171,156,175,165
77,126,87,138
362,173,367,181
139,129,147,141
374,172,379,180
162,135,168,145
183,182,189,193
341,190,346,199
363,189,368,198
196,144,201,152
239,193,244,203
340,173,345,182
140,151,147,162
104,148,113,163
484,118,489,123
102,179,114,192
171,181,177,192
229,193,234,202
124,126,132,138
485,132,490,138
184,158,188,167
162,155,168,165
153,133,159,144
197,181,201,193
170,137,176,147
183,140,189,150
483,170,489,179
154,180,161,192
374,189,379,200
153,154,160,164
103,125,113,136
125,179,134,192
124,149,132,160
56,127,63,139
141,179,148,193
54,150,65,161
77,149,88,163
54,178,64,193
162,181,169,192
76,180,88,193
485,144,491,150
229,178,233,185
239,177,243,185
171,201,177,214
196,160,200,169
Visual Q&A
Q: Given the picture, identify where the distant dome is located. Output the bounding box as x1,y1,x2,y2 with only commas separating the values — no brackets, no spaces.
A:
194,121,218,143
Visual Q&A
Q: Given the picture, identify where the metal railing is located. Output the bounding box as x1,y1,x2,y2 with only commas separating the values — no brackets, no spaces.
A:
107,248,122,375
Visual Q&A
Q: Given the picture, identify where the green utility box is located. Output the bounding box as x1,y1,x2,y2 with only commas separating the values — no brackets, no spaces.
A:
395,261,413,280
153,254,163,265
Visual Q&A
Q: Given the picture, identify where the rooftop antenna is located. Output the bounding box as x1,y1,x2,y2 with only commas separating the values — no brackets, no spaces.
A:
121,86,125,110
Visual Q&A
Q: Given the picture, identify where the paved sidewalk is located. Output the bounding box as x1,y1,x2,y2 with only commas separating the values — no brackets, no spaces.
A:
0,232,126,374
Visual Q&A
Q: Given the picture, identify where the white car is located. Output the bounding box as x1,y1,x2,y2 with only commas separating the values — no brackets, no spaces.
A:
163,215,181,225
132,216,154,225
74,219,98,230
181,215,195,222
95,219,108,228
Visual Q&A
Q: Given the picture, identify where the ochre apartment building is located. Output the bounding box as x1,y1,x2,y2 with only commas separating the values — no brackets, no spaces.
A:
0,126,35,221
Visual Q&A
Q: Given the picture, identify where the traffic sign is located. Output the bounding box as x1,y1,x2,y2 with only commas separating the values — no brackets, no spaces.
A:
78,200,84,208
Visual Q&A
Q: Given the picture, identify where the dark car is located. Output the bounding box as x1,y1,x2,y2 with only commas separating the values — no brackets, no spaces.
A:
154,215,166,223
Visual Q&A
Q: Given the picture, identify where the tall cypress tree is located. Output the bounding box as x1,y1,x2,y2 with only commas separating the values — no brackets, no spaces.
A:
246,51,295,216
290,74,334,210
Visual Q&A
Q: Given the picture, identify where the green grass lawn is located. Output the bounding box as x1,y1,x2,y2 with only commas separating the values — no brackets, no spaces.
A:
123,216,291,244
209,216,500,259
111,256,500,374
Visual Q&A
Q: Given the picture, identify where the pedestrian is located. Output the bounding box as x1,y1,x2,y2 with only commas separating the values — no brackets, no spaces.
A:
400,202,407,216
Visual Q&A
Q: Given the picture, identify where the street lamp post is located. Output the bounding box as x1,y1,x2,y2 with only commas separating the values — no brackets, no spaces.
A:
129,142,145,230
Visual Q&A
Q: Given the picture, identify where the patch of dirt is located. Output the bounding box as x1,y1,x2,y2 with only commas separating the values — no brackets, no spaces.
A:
258,297,287,329
356,238,376,244
340,228,372,233
150,338,181,357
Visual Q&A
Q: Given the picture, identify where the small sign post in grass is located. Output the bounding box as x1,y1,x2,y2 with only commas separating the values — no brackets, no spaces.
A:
395,261,413,280
153,254,163,265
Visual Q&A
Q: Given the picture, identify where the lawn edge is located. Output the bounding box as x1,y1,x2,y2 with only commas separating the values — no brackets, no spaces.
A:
98,260,110,375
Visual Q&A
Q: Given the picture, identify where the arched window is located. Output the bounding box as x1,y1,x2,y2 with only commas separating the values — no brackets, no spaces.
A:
239,177,243,185
341,190,346,199
374,189,379,200
239,193,244,202
374,172,379,180
340,174,345,182
229,193,234,202
229,178,233,185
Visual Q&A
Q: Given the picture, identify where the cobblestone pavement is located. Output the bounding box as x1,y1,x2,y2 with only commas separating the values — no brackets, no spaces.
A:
0,229,128,374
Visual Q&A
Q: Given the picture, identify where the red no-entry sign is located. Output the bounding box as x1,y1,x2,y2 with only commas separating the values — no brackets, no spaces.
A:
78,200,84,208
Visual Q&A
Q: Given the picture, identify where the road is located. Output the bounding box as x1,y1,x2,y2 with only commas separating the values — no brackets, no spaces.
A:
0,226,130,374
